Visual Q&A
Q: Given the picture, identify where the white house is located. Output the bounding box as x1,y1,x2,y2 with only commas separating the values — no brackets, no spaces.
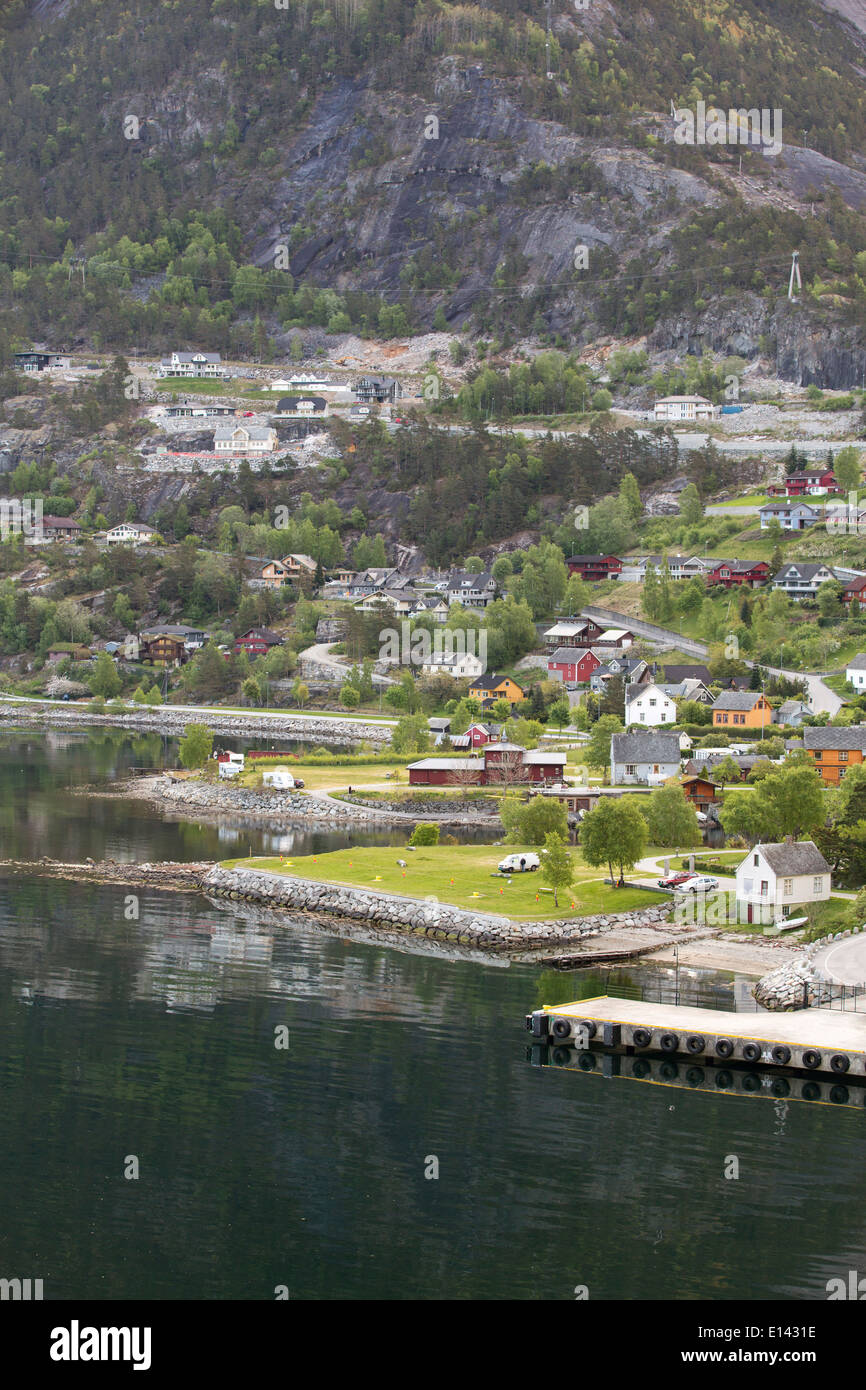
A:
846,654,866,690
773,562,838,600
214,425,277,454
735,841,831,925
625,682,677,727
105,523,156,546
158,351,224,379
610,731,682,786
653,395,716,422
419,651,485,680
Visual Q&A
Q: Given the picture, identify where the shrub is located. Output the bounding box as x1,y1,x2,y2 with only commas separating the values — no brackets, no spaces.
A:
409,823,440,846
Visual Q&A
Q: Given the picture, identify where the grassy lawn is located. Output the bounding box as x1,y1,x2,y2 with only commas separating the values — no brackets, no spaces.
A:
221,845,665,920
230,760,414,791
714,492,773,508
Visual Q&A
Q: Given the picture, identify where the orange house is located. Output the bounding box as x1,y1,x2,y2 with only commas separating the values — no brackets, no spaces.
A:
468,673,525,707
803,727,866,785
711,691,772,728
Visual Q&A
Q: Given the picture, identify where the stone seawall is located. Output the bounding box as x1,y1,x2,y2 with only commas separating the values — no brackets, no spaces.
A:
0,702,392,747
153,778,393,823
204,865,674,951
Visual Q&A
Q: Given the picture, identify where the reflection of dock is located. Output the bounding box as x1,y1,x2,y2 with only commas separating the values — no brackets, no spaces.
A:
527,1045,866,1109
527,995,866,1078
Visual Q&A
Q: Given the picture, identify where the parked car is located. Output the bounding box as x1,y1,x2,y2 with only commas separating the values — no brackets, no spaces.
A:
498,852,540,873
293,778,304,789
674,874,720,893
658,870,696,888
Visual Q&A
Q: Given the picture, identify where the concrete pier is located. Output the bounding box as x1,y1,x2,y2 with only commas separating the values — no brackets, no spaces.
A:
527,995,866,1077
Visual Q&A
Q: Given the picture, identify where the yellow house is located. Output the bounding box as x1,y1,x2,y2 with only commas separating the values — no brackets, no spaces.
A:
468,673,525,707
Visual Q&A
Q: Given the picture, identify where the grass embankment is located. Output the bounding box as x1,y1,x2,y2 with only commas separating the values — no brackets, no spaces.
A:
221,845,664,921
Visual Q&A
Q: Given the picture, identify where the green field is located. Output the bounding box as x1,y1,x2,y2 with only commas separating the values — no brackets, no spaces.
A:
222,845,665,920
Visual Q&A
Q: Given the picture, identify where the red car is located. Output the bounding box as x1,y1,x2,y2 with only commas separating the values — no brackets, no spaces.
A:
657,870,696,889
242,411,254,416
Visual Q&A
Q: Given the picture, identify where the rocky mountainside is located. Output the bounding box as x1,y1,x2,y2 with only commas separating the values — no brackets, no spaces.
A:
2,1,866,381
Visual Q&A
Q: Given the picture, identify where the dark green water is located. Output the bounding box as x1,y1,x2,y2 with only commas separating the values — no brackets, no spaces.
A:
0,729,864,1300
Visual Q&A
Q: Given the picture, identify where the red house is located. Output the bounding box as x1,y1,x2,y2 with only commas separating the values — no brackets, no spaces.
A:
547,646,601,683
785,470,839,496
566,554,622,582
705,560,769,589
842,575,866,609
234,626,284,657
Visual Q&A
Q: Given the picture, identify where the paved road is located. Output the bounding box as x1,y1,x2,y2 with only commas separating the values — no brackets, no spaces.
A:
762,666,844,718
812,933,866,986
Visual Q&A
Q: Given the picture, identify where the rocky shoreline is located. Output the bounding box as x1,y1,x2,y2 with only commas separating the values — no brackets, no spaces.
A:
203,863,678,953
109,774,503,828
0,701,392,746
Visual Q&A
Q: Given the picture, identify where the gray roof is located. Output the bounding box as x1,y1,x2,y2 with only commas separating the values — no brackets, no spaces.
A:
712,690,766,711
760,501,819,514
214,425,274,441
804,725,866,750
847,654,866,671
774,562,835,581
611,731,681,764
550,646,594,662
625,682,675,702
753,841,830,877
778,699,809,715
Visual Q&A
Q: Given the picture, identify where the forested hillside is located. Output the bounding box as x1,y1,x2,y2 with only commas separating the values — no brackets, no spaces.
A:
1,1,866,378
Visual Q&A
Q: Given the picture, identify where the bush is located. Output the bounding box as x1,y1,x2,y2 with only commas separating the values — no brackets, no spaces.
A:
409,823,440,846
340,685,360,708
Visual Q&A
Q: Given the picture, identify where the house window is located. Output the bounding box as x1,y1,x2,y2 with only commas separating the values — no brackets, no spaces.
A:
753,854,759,867
814,751,822,759
840,751,849,762
743,878,753,894
760,881,768,896
783,879,793,896
626,764,636,776
814,877,824,893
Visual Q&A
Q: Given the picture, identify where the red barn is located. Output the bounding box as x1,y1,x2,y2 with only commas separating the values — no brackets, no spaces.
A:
408,743,566,786
566,554,622,581
547,646,601,683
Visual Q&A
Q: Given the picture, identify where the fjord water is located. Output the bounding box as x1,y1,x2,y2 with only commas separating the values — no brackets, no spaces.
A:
0,729,864,1301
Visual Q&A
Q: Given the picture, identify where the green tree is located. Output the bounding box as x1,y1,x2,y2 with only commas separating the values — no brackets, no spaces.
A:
341,685,360,708
540,831,576,908
580,797,648,886
643,782,701,848
89,650,121,700
586,714,623,774
548,698,571,731
834,445,861,496
500,794,568,845
679,482,703,526
179,723,213,770
618,472,642,522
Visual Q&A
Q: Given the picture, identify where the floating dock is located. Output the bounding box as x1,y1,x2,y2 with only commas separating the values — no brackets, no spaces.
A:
527,1044,866,1108
526,995,866,1078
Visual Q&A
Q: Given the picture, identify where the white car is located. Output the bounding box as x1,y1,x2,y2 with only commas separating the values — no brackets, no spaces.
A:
498,852,540,873
674,874,719,893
